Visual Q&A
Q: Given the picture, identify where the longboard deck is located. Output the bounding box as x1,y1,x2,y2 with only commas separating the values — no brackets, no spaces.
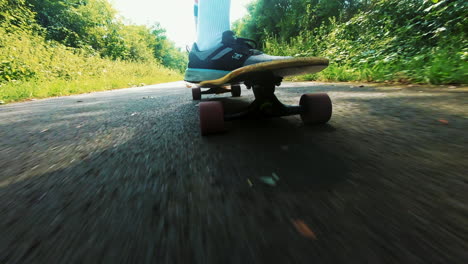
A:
199,57,329,88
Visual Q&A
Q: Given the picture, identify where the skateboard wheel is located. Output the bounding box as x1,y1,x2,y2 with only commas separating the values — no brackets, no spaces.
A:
299,93,332,124
199,101,225,136
231,84,241,97
192,87,201,100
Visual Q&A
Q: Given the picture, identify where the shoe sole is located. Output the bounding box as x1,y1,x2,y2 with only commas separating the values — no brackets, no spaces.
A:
184,68,230,83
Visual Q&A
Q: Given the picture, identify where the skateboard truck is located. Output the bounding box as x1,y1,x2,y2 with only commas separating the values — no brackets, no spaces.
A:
198,72,332,136
224,72,303,121
192,85,241,100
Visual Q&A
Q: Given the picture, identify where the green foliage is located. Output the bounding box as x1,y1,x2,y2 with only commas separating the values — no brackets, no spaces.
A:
21,0,186,68
149,24,188,72
234,0,365,43
0,28,181,102
236,0,467,84
0,0,186,102
0,0,40,32
25,0,115,49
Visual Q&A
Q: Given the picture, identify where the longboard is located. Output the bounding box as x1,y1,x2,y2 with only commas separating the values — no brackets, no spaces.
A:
199,57,329,88
191,57,332,136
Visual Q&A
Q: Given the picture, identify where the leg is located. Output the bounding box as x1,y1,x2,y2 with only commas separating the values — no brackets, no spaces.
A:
196,0,231,51
193,0,198,30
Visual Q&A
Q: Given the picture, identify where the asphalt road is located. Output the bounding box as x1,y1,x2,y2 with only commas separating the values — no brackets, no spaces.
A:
0,81,467,263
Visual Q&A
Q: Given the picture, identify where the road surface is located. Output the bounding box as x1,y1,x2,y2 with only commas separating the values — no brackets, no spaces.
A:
1,81,467,263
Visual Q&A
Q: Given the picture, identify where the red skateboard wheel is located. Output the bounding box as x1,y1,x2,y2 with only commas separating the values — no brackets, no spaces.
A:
299,93,332,124
192,87,201,100
199,101,225,135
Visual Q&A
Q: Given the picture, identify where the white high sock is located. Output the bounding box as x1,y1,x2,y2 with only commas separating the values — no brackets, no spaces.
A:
196,0,231,51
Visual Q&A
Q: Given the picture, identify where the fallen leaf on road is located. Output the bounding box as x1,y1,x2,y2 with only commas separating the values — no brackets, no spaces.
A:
247,179,253,187
259,176,276,186
438,119,449,125
292,219,317,239
272,172,279,181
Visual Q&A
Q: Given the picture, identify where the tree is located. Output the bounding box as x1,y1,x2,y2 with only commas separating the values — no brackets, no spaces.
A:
0,0,39,32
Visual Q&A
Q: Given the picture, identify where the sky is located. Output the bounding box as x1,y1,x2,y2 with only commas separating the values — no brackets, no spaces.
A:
111,0,253,49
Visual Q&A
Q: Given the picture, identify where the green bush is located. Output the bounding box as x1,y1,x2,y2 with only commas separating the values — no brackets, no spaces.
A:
0,0,186,102
236,0,468,84
22,0,187,70
0,0,39,32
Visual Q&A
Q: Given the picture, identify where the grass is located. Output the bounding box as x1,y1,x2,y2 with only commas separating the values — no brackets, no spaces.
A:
282,49,468,85
0,63,181,103
262,23,467,85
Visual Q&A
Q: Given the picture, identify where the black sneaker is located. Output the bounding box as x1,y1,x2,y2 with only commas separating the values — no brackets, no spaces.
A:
184,31,292,83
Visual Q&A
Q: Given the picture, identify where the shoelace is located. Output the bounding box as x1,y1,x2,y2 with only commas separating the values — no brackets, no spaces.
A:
236,37,257,50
